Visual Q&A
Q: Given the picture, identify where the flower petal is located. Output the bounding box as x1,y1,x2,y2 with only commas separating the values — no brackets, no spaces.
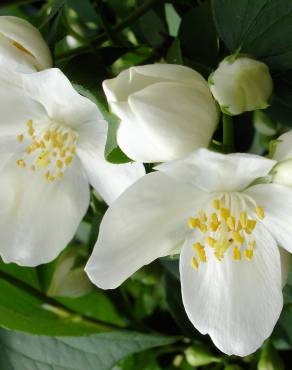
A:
103,64,208,103
245,183,292,253
157,149,276,192
117,82,217,162
273,130,292,161
279,247,291,287
0,69,45,139
0,156,89,266
77,121,145,205
0,16,52,70
85,172,209,289
180,222,283,356
21,68,102,128
111,102,163,163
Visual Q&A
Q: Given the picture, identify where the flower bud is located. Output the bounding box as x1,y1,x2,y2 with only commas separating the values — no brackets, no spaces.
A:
47,249,93,298
209,56,273,116
103,64,219,163
0,16,52,72
185,344,220,367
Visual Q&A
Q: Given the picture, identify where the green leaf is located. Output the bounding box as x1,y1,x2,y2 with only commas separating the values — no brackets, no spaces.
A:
162,270,199,339
165,3,181,37
166,38,183,65
179,1,218,67
40,0,66,28
258,340,284,370
266,73,292,127
185,343,220,367
212,0,292,71
0,270,107,335
0,329,178,370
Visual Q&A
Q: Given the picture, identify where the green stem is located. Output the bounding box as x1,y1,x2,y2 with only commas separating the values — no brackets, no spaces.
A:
56,0,164,60
0,270,122,331
222,114,234,152
95,0,116,45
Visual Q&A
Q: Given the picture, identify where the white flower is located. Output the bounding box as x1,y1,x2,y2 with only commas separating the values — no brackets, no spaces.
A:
85,148,292,356
209,56,273,115
103,64,219,163
0,16,52,72
0,67,145,266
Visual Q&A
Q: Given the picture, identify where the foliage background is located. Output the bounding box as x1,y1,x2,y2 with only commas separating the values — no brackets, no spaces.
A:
1,0,292,369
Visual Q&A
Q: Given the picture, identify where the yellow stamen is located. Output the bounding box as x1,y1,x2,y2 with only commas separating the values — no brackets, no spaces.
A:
227,216,235,231
17,134,24,142
191,256,199,269
193,243,207,262
213,199,220,209
240,211,247,228
255,206,265,220
244,249,253,261
206,236,216,247
233,246,241,260
188,217,199,229
232,231,244,245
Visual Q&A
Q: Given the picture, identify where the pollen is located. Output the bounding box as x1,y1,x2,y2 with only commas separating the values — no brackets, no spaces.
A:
188,196,265,270
15,120,78,182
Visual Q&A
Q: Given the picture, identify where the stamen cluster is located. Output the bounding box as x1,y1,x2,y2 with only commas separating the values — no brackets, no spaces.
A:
16,120,78,181
188,197,265,269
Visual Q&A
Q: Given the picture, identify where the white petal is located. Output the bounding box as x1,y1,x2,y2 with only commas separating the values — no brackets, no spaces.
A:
245,183,292,253
0,69,45,139
0,35,36,73
77,121,145,205
0,16,52,70
21,68,102,128
157,149,276,192
272,130,292,161
180,223,283,356
103,63,207,103
85,172,209,289
0,157,89,266
116,82,217,162
279,247,291,288
111,102,163,163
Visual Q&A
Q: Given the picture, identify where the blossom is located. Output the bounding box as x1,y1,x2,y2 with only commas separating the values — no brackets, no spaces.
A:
0,16,52,72
209,56,273,115
103,64,219,163
86,148,292,356
0,67,145,266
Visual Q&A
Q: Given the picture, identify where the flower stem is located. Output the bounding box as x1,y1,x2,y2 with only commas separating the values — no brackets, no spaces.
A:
56,0,164,60
222,114,234,152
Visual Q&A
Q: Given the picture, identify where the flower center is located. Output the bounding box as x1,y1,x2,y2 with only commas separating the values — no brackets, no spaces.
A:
188,194,265,270
16,120,78,182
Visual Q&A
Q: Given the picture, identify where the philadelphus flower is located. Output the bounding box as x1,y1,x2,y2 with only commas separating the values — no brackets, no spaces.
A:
209,56,273,115
103,64,219,163
0,16,52,72
0,67,144,266
86,149,292,356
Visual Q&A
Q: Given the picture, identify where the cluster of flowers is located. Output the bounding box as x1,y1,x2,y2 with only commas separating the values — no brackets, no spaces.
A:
2,15,292,357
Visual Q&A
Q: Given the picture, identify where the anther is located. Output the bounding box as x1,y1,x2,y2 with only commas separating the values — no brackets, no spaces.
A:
255,206,265,220
233,246,241,260
191,256,199,269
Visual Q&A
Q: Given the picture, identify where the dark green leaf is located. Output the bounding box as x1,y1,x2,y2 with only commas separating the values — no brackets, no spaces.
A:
212,0,292,71
0,271,105,335
0,328,177,370
40,0,66,28
179,1,217,67
166,38,183,64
